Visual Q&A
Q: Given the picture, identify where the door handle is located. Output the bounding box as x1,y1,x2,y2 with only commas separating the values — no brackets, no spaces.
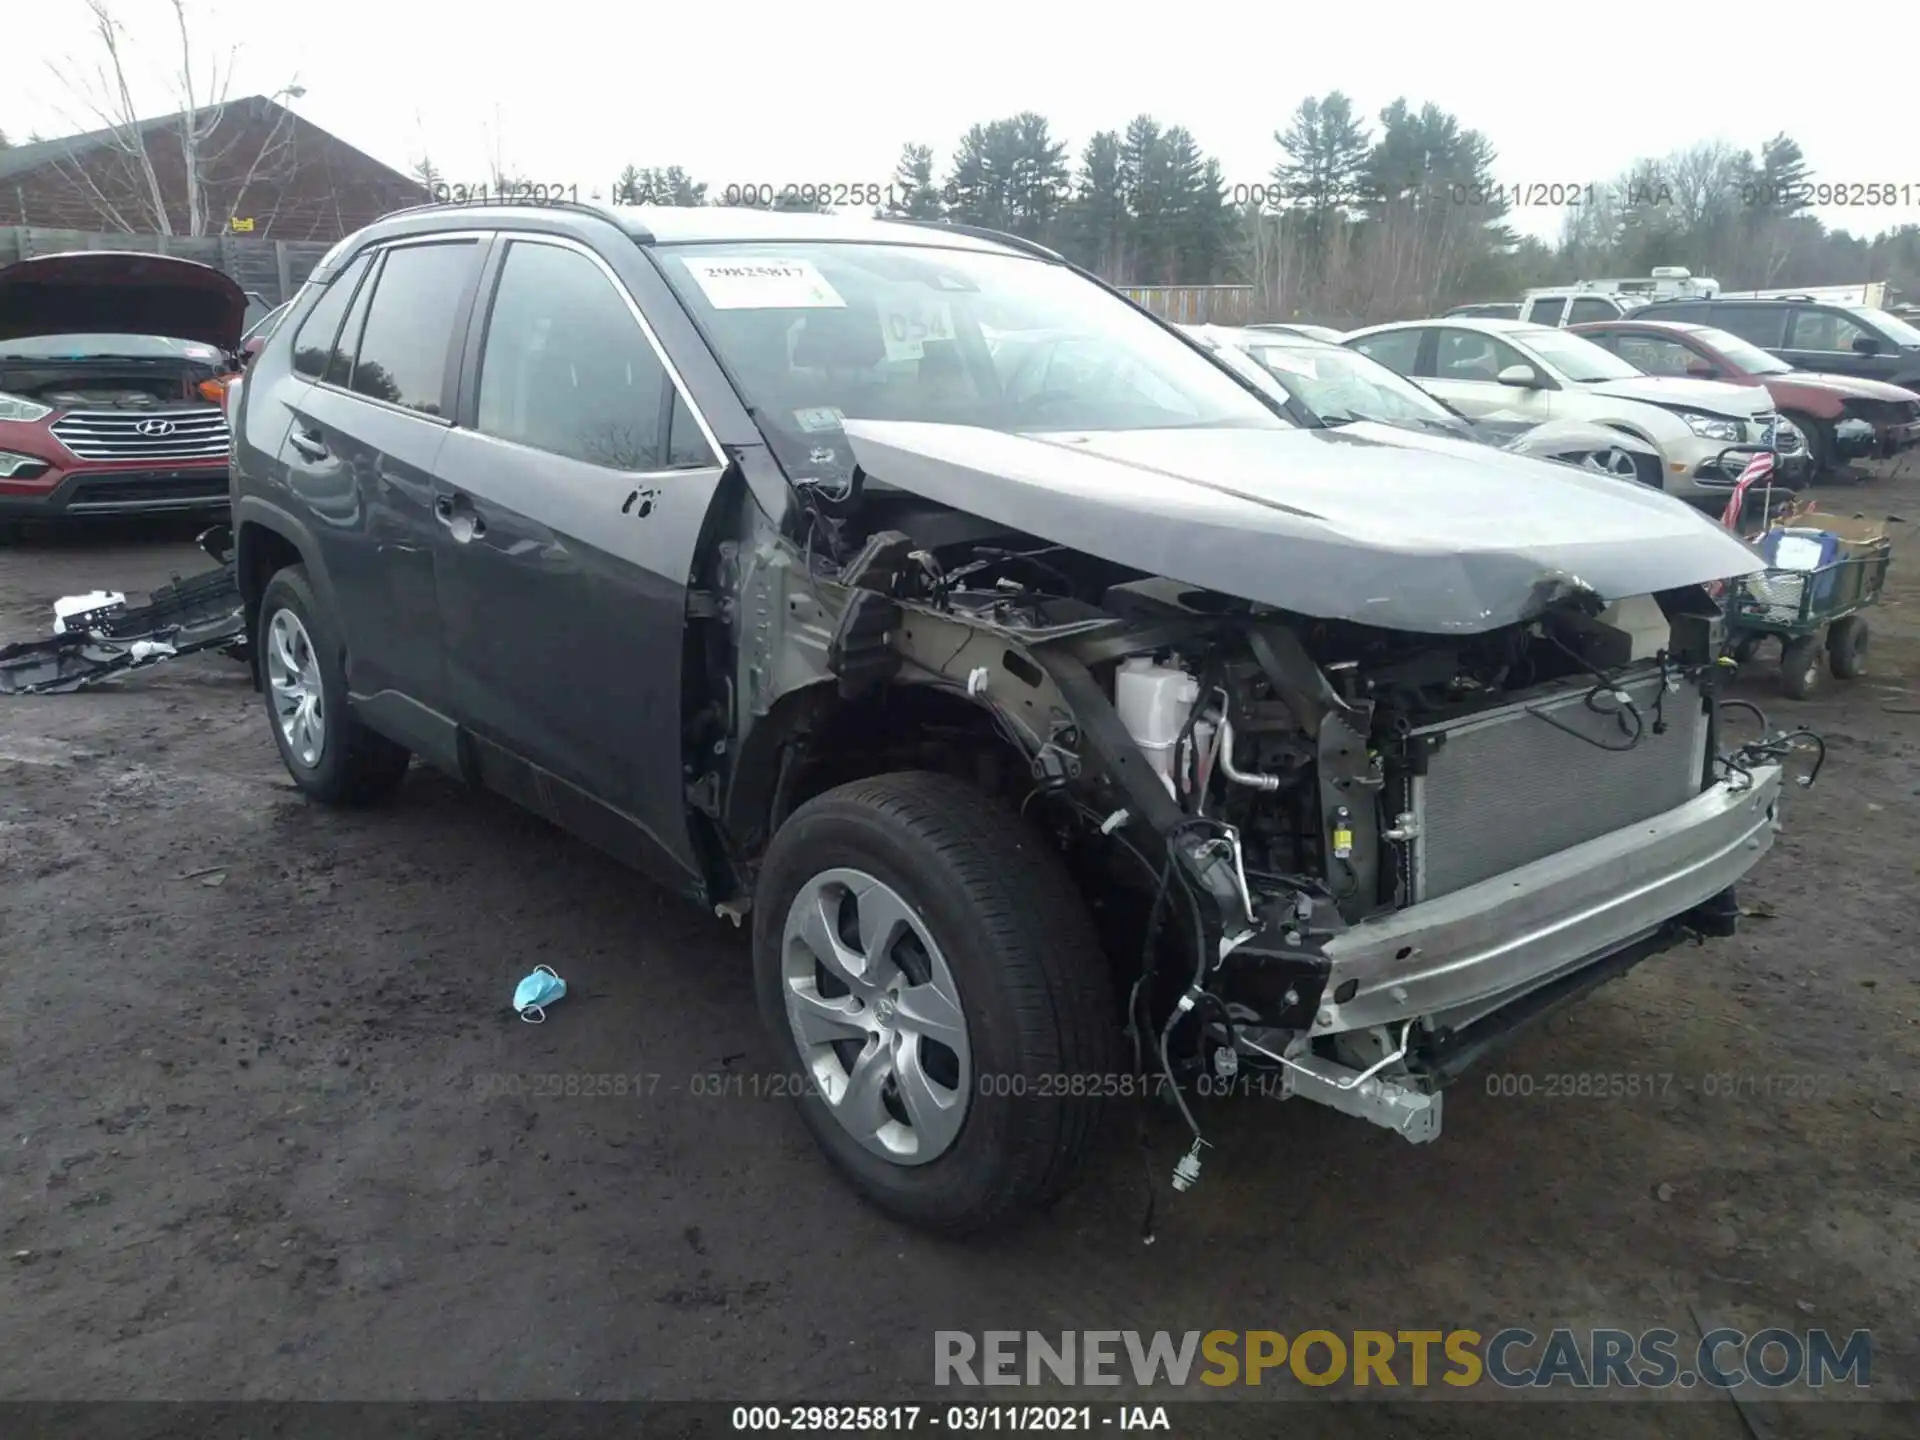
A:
287,427,328,461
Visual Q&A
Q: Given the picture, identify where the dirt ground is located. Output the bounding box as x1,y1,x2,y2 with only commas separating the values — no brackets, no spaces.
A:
1,463,1916,1437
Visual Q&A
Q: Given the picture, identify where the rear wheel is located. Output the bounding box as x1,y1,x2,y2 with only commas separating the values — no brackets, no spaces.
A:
1827,615,1868,680
258,565,411,804
1779,634,1823,699
753,771,1115,1233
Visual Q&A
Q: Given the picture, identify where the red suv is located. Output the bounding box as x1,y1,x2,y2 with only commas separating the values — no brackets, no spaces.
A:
0,251,244,523
1571,317,1920,478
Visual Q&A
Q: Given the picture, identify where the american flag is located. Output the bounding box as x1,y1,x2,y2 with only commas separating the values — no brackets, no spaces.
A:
1718,450,1776,532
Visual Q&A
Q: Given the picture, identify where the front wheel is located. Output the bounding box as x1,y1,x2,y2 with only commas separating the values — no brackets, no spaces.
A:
1785,412,1834,483
753,771,1116,1233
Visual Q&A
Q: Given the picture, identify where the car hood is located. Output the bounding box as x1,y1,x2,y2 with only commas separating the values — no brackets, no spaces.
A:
1583,374,1772,417
842,420,1763,634
0,251,247,351
1783,371,1920,403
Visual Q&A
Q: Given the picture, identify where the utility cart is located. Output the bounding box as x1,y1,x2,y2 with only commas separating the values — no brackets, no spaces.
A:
1723,513,1892,698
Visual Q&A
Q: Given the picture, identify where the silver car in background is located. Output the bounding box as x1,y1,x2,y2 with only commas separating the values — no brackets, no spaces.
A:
1184,324,1666,488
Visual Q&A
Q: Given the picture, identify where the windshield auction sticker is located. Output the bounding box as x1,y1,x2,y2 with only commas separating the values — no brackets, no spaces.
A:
875,287,957,361
681,256,845,310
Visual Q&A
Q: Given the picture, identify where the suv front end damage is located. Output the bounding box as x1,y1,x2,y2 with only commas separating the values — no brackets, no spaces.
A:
703,419,1822,1191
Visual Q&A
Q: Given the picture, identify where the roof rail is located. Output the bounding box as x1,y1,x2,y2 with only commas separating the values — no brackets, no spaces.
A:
376,196,624,228
893,218,1064,262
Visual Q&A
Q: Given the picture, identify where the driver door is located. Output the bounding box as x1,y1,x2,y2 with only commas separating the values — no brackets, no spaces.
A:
431,235,730,892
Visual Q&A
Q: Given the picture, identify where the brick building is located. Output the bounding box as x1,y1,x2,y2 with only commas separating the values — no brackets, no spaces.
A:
0,95,424,243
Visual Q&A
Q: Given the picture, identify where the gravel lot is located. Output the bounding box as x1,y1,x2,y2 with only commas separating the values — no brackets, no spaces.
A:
2,465,1916,1436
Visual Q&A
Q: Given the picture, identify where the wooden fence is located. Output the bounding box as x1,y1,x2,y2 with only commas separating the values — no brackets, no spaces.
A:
0,227,335,309
1118,284,1258,325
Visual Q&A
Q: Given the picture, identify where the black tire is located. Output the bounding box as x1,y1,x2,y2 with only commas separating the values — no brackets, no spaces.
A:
753,771,1116,1233
1785,413,1833,483
1729,635,1763,665
1779,634,1822,700
1827,615,1868,680
257,565,411,805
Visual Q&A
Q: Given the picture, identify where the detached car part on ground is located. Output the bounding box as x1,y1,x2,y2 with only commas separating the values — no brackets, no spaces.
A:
231,203,1821,1233
1185,324,1666,489
0,251,244,524
0,526,246,694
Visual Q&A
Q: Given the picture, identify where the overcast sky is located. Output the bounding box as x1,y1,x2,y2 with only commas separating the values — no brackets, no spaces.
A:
12,0,1919,251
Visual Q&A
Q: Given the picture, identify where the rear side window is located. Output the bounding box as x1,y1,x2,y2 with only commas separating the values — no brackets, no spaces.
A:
1349,328,1423,375
1706,305,1787,347
1567,297,1615,323
476,240,676,469
345,241,479,415
290,253,371,379
1527,297,1567,326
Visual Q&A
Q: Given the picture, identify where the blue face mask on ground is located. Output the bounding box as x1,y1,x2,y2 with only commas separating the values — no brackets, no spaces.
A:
513,965,567,1023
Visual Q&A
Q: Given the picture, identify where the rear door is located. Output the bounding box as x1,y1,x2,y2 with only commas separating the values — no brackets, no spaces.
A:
432,234,729,888
278,235,488,769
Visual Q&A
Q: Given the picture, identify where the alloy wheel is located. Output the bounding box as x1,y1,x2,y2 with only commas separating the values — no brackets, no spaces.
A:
1578,448,1642,479
266,608,326,767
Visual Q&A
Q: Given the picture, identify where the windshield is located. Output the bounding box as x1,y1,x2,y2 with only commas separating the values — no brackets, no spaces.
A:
652,241,1291,484
0,332,226,363
1691,327,1791,374
1516,328,1644,383
1240,339,1459,428
1852,306,1920,346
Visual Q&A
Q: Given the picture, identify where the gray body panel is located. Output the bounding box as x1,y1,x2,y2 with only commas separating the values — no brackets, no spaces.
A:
843,419,1762,633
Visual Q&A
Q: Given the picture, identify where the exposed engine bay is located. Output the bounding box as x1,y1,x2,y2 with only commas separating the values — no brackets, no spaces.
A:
0,361,225,410
724,452,1824,1194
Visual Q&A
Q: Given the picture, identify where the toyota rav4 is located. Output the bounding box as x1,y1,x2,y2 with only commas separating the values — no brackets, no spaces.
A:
231,201,1812,1232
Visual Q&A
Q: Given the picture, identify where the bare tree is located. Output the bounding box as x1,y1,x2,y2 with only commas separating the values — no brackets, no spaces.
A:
43,0,303,235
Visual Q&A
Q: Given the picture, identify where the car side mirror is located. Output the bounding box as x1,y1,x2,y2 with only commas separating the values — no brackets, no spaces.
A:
1852,335,1882,355
242,336,267,363
1685,359,1719,379
1496,363,1543,388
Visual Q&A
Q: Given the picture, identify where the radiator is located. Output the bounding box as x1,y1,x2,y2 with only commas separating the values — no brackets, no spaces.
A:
1406,671,1709,902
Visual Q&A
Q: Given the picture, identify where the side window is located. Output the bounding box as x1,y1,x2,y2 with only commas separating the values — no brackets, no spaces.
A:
1349,329,1422,375
1614,335,1696,376
1787,308,1872,353
290,253,371,379
1567,297,1615,323
1434,329,1527,381
476,241,673,470
326,255,379,388
665,391,716,469
1712,305,1787,347
1527,297,1567,327
345,241,478,414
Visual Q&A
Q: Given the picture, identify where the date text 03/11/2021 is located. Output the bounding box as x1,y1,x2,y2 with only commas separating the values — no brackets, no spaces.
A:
729,1405,1169,1432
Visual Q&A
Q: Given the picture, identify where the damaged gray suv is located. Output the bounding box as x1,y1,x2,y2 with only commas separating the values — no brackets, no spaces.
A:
231,201,1812,1233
